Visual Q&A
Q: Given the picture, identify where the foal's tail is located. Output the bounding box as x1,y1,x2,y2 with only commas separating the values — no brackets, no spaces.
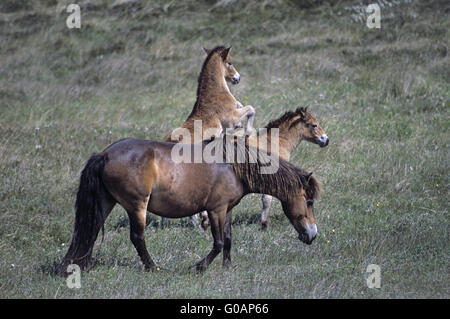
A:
59,153,110,275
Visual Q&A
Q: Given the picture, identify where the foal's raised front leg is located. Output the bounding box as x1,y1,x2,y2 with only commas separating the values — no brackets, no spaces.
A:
234,101,244,129
194,206,227,272
234,105,255,135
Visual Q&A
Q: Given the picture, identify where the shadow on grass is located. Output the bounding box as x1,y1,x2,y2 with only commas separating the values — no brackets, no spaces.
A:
112,211,265,231
39,260,61,277
232,212,261,226
39,254,138,277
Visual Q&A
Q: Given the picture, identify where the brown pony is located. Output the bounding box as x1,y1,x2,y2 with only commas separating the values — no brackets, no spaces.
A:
199,107,329,231
59,137,320,273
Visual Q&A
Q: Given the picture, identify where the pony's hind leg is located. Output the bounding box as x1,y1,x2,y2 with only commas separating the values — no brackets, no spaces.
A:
193,206,227,272
160,216,169,228
222,210,232,268
260,194,273,231
200,210,210,231
127,203,156,271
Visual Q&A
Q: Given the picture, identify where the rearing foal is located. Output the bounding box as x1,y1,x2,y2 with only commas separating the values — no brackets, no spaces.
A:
59,137,320,273
165,46,255,143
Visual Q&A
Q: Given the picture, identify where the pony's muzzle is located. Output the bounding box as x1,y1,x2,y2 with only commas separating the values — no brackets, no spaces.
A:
299,223,317,245
318,134,329,148
231,72,240,84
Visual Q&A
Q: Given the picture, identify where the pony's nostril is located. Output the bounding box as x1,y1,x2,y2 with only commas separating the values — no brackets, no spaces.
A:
232,73,240,84
318,135,329,147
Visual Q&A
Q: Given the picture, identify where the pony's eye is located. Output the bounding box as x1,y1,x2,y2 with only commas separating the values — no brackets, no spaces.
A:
310,124,317,129
306,200,314,208
226,62,232,67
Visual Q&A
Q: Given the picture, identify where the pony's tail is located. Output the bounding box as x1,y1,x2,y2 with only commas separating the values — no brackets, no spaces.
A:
59,153,109,275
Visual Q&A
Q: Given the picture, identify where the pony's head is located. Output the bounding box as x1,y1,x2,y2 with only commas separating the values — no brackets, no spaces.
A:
228,142,321,245
289,107,329,147
204,46,240,84
281,172,321,245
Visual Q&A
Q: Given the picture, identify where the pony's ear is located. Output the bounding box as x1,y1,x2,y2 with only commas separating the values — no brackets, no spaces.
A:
220,46,232,60
297,107,307,118
307,172,313,183
203,47,212,55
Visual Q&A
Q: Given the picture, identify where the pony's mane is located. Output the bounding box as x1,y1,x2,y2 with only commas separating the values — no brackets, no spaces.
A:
188,46,229,117
231,153,320,201
264,107,311,130
204,136,321,201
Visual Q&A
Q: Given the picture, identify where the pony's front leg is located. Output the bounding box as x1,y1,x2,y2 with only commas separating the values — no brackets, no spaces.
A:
260,194,273,231
234,101,244,129
199,210,210,231
234,105,255,135
160,216,169,228
189,212,209,235
189,214,199,227
193,207,227,272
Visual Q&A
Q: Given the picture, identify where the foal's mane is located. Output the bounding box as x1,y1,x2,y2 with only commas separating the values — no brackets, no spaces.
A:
265,107,311,130
210,137,320,201
188,46,229,117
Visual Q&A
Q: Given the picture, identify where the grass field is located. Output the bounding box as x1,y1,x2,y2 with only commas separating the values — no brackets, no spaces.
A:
0,0,448,298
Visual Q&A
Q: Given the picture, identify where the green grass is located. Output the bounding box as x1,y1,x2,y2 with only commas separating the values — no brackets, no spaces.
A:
0,0,448,298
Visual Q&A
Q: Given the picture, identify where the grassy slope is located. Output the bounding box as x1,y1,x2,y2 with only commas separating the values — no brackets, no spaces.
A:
0,0,448,298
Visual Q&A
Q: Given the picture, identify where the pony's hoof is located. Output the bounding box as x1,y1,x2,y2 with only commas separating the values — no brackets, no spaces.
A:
261,222,269,231
144,264,159,272
191,262,207,274
196,266,206,274
223,260,232,269
234,122,243,129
